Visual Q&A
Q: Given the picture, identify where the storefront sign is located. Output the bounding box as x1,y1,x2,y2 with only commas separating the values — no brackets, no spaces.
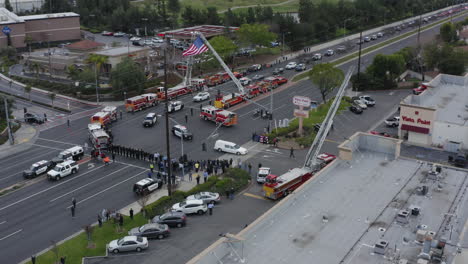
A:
402,116,431,125
294,109,309,118
293,96,311,107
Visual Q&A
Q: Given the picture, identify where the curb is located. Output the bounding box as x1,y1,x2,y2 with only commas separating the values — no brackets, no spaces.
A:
0,124,40,160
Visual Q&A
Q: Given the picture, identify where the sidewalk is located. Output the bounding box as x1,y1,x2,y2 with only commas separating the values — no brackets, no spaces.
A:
0,110,39,159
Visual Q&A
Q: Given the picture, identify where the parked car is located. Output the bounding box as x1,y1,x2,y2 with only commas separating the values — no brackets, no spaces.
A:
272,68,284,75
349,105,363,114
214,140,248,155
295,63,306,71
385,117,400,127
364,36,371,42
413,83,429,95
101,31,114,36
172,125,193,140
113,32,125,37
377,32,384,38
248,64,262,72
151,212,186,228
186,192,221,204
312,53,322,60
143,113,157,127
108,236,148,253
128,224,170,239
168,101,184,113
452,155,467,168
285,62,297,69
193,92,210,102
133,178,162,195
353,100,368,109
239,77,251,85
130,36,141,42
24,113,45,124
23,160,54,179
324,49,334,56
171,199,207,215
252,74,265,81
370,131,391,137
47,160,79,181
337,46,346,53
359,95,375,106
371,35,377,40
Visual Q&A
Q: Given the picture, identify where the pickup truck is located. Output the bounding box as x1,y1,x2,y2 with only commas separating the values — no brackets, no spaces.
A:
47,160,79,181
413,83,429,95
385,117,400,127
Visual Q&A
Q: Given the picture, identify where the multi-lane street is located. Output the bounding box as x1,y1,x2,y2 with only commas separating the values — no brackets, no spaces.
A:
0,10,466,264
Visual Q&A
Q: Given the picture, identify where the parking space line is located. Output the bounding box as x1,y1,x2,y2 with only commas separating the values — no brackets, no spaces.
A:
243,192,269,200
0,229,22,241
50,166,129,202
68,169,147,208
0,164,105,212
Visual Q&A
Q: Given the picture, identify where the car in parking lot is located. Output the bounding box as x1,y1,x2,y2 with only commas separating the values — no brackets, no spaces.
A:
248,64,262,72
152,37,164,43
172,125,193,140
171,199,207,215
359,95,375,106
130,36,141,42
295,63,306,71
108,236,148,253
193,92,210,102
133,178,163,195
312,53,322,60
349,105,363,114
364,36,371,42
24,113,45,124
324,49,334,56
385,117,400,127
252,74,265,81
285,62,297,69
186,192,221,204
101,31,113,36
152,211,187,228
143,113,157,127
272,67,284,75
113,32,125,37
353,99,367,109
370,131,391,137
168,101,184,113
128,223,170,239
377,32,384,38
23,160,54,179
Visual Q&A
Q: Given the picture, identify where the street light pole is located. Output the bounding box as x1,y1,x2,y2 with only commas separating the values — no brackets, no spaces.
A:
3,97,14,145
164,38,172,196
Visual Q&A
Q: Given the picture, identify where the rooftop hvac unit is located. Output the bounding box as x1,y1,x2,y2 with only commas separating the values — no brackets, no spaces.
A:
374,239,388,255
396,210,410,224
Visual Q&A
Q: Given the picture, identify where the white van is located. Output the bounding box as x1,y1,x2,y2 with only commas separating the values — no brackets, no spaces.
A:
214,140,247,155
52,146,84,164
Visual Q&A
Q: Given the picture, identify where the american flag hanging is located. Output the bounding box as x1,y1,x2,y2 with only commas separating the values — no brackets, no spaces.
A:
182,36,209,56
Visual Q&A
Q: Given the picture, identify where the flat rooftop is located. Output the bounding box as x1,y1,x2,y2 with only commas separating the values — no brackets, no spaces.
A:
0,8,78,25
20,12,79,21
189,134,468,264
93,46,150,57
403,74,468,126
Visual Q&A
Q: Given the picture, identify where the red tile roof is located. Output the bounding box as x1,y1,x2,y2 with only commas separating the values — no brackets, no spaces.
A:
66,40,105,51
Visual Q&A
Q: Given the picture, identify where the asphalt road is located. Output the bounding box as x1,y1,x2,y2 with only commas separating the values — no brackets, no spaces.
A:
0,11,466,264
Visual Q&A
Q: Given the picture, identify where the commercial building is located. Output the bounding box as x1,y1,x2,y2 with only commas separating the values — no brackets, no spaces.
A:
188,132,468,264
158,25,239,40
0,0,44,13
0,7,80,49
399,74,468,153
91,46,152,74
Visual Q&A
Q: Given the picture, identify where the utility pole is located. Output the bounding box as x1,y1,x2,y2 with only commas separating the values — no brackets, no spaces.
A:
356,31,363,84
281,32,285,57
269,86,273,132
3,97,14,145
417,14,425,81
164,38,172,197
95,62,99,104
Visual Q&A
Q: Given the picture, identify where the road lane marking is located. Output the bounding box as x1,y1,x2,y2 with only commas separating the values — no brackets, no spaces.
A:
243,192,269,200
0,229,22,241
68,169,147,208
0,221,6,225
37,137,79,146
0,172,21,182
50,166,129,202
31,143,65,151
0,164,105,212
0,150,57,173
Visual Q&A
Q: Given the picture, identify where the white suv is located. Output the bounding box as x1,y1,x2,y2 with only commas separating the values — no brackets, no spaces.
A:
285,62,297,69
171,199,207,215
48,160,79,181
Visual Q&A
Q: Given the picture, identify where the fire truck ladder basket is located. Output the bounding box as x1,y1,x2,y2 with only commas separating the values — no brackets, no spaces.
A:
303,67,354,170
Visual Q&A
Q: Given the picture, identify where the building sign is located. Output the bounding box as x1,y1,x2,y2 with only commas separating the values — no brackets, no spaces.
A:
294,109,309,118
402,116,431,125
2,26,11,35
399,105,435,134
293,96,311,107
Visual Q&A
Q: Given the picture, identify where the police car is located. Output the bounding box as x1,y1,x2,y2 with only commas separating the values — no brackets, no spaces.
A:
172,125,193,140
133,178,163,195
23,160,54,179
167,101,184,113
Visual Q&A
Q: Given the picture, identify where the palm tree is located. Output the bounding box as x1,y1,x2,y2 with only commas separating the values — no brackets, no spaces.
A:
24,85,32,101
49,92,56,108
30,62,40,78
86,54,109,83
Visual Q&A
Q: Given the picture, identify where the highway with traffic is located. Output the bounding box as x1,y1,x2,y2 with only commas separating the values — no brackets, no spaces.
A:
0,9,466,264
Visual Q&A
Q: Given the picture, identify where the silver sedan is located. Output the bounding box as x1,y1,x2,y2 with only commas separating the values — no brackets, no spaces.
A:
186,192,221,204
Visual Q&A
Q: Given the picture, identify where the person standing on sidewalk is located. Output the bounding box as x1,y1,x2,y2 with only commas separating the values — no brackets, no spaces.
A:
67,119,70,127
203,171,208,183
72,197,76,208
208,202,214,215
98,214,102,227
112,153,115,162
70,206,75,218
130,208,134,220
150,163,154,173
289,147,295,158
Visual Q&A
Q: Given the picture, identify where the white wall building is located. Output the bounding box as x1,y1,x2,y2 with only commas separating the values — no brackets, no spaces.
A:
399,74,468,152
0,0,44,13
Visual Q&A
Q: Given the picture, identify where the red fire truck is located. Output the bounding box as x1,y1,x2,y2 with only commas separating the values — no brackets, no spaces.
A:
244,84,261,99
90,111,112,126
262,153,336,200
256,81,276,93
264,76,288,86
200,105,238,126
205,74,223,86
102,106,118,121
125,93,158,112
214,92,245,109
156,84,193,100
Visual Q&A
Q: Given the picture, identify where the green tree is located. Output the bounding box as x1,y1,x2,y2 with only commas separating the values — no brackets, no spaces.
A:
86,54,108,84
24,85,32,101
42,0,71,13
111,57,146,95
439,49,467,75
210,36,237,61
4,0,13,11
236,23,277,47
366,54,405,89
168,0,181,14
308,63,344,103
440,22,457,43
205,7,220,25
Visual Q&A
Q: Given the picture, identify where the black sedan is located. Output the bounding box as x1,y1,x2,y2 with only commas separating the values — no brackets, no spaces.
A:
349,105,363,114
24,113,45,124
128,223,170,239
152,211,187,228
